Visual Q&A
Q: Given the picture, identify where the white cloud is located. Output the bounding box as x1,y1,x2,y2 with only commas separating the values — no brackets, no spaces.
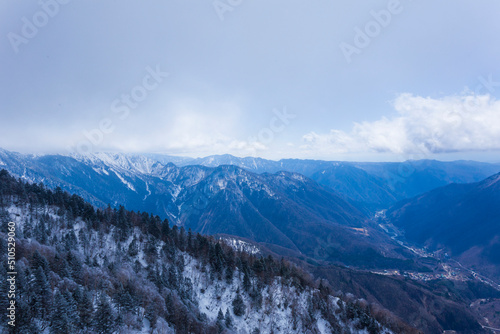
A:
301,93,500,158
80,97,274,158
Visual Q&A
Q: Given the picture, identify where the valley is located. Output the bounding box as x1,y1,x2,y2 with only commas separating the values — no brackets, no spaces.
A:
1,148,500,333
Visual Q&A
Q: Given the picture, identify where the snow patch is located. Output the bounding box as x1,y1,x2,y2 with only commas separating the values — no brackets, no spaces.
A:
112,169,136,192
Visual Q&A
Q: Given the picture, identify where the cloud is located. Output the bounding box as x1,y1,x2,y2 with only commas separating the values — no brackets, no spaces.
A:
301,93,500,157
67,96,272,158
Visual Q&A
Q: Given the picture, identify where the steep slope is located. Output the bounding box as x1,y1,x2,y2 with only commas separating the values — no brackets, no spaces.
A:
178,153,500,210
0,170,405,334
309,164,397,212
3,148,498,212
356,159,500,200
386,173,500,280
1,150,414,269
174,166,380,261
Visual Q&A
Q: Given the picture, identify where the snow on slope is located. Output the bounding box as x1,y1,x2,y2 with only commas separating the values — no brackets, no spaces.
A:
70,152,164,176
3,197,394,334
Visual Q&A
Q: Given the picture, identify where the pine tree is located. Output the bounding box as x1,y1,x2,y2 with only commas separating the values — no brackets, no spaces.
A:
0,261,8,312
161,218,170,240
225,264,234,284
25,216,33,238
32,250,50,272
225,308,233,328
51,254,71,278
94,294,115,334
62,290,80,329
12,298,36,334
187,228,193,251
67,251,83,284
165,293,174,320
243,269,251,292
128,236,139,257
216,308,225,333
64,230,78,251
250,284,263,310
145,302,160,329
168,265,178,289
116,205,130,239
77,288,94,329
232,291,245,317
33,266,52,319
50,291,71,334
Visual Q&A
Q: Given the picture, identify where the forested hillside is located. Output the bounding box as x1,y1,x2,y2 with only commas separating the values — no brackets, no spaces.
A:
0,170,411,334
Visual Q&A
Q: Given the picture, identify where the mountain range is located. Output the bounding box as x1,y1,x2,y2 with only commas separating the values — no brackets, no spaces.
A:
2,148,499,211
2,147,500,332
177,154,500,210
0,148,414,269
1,147,499,271
1,170,407,334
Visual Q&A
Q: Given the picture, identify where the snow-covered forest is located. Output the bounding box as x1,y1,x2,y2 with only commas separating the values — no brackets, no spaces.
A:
0,169,412,333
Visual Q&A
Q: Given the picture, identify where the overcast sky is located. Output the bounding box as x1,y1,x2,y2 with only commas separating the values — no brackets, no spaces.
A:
1,0,500,161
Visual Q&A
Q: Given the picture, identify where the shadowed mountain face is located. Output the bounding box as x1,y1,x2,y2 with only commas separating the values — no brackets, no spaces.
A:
1,150,497,333
1,147,498,272
181,154,500,210
2,148,499,211
387,173,500,280
1,149,403,266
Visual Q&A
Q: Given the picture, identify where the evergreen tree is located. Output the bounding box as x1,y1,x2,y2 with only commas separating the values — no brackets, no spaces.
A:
94,294,115,334
250,285,263,310
67,251,83,284
232,291,246,317
225,263,234,284
128,236,139,257
145,302,160,329
0,261,8,312
24,216,33,238
243,269,251,292
12,298,37,334
64,230,78,251
225,308,233,328
50,291,71,334
51,254,71,279
76,288,94,329
124,289,136,314
216,308,225,333
187,228,193,251
165,293,174,320
116,205,130,238
62,290,80,328
32,250,50,272
33,266,52,319
168,265,178,289
161,218,170,240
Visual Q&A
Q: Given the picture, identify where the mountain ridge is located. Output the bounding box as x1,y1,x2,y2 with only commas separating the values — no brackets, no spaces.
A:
386,172,500,281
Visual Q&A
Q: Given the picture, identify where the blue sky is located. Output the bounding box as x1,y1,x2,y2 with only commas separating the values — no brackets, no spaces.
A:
1,0,500,161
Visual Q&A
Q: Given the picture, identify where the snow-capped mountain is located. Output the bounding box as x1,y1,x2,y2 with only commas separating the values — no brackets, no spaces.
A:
3,148,499,271
177,154,500,210
70,152,166,176
4,148,497,213
0,171,403,334
0,155,492,333
0,148,415,270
